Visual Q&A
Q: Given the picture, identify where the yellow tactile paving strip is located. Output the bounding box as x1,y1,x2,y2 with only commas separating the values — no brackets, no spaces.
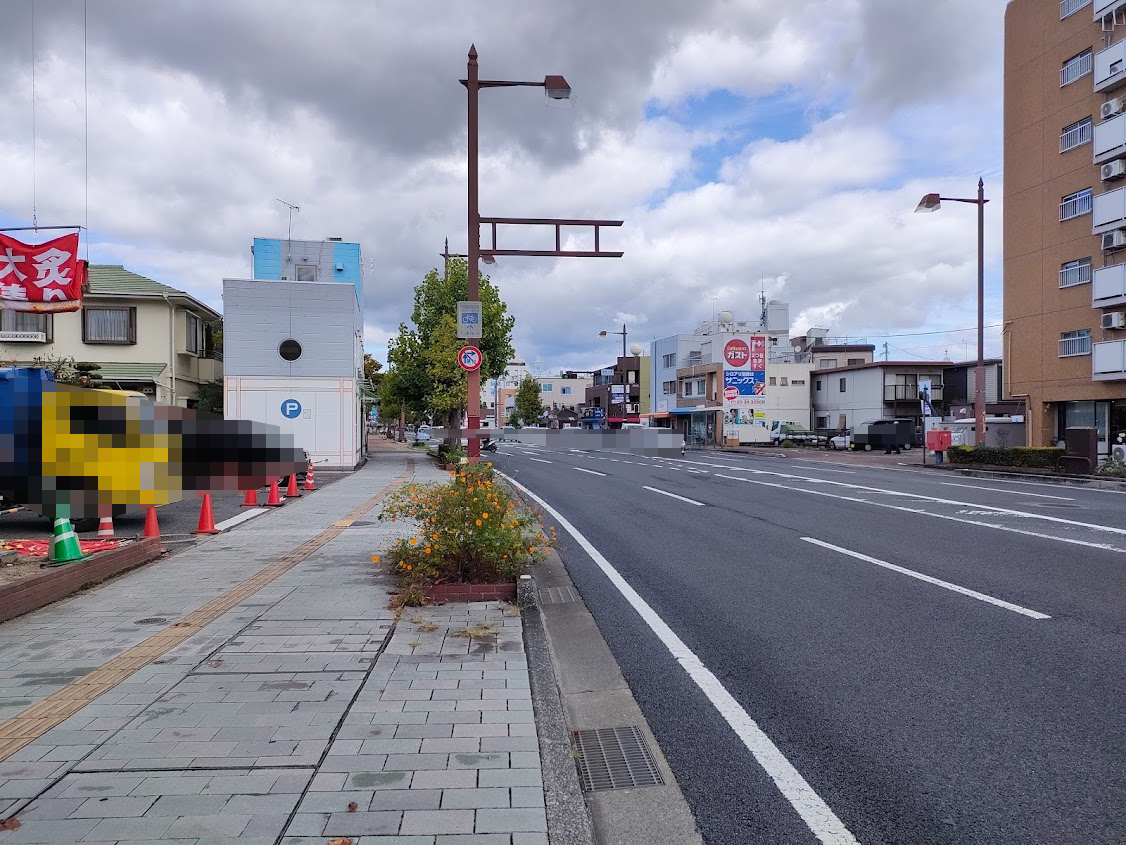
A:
0,463,415,762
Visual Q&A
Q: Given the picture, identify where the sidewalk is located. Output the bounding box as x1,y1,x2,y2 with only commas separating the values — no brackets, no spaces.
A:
0,444,550,844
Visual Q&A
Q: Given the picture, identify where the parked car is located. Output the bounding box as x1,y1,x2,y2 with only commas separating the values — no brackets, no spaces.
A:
280,450,311,488
852,419,915,451
828,430,851,450
770,421,825,445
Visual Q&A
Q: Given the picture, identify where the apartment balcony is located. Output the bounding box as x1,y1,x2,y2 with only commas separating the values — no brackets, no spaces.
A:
1061,0,1090,17
1095,40,1126,94
1093,338,1126,380
884,384,943,402
1093,112,1126,164
1093,263,1126,307
1092,185,1126,233
1094,0,1126,21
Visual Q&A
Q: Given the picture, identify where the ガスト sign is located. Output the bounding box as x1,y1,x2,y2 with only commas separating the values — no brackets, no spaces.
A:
0,232,86,313
723,338,750,367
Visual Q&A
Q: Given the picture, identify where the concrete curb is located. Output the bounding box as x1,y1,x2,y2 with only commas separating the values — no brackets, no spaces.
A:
919,463,1126,489
524,600,597,845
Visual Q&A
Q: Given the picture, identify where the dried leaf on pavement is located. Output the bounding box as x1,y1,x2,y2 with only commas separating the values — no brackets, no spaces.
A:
347,801,358,812
1,817,21,831
327,838,352,845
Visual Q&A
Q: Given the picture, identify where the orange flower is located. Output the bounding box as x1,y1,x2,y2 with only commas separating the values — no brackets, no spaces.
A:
475,519,482,526
425,547,432,554
371,554,380,563
528,547,534,554
406,564,413,571
482,512,489,519
432,533,438,540
409,537,417,546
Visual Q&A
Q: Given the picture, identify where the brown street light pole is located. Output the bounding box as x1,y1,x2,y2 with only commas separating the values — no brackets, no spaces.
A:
915,178,989,447
462,45,624,463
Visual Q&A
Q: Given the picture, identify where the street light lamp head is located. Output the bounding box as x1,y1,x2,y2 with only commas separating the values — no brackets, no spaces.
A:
598,330,608,337
544,75,571,100
480,253,496,265
915,193,942,213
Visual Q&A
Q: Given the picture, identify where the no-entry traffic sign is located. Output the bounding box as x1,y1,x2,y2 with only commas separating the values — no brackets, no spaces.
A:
457,345,482,371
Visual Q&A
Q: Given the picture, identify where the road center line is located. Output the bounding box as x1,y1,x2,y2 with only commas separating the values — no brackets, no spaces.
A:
574,467,606,476
801,538,1051,620
529,458,553,464
499,471,860,845
643,486,706,506
940,482,1074,501
713,474,1126,554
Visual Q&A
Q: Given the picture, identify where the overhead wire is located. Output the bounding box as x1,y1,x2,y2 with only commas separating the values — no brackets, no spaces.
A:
30,0,37,229
84,0,89,261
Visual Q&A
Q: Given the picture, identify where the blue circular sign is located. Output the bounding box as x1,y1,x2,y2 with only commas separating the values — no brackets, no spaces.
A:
280,398,302,419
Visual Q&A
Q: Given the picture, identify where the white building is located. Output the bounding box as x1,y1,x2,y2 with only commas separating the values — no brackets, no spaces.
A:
222,278,365,470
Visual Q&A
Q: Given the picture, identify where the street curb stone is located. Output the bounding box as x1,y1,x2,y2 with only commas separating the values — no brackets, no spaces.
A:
523,603,596,845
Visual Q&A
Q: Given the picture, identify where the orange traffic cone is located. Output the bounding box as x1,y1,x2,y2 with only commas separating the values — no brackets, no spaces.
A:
304,462,316,492
193,494,219,535
96,515,115,539
286,472,300,498
143,506,160,539
264,480,284,507
241,489,259,507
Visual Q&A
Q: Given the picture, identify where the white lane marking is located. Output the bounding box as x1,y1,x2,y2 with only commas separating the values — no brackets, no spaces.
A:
643,486,706,507
498,472,860,845
521,451,538,456
574,467,606,476
529,458,552,464
213,508,267,531
713,474,1126,554
792,464,856,474
801,538,1051,620
940,482,1074,501
941,474,1126,495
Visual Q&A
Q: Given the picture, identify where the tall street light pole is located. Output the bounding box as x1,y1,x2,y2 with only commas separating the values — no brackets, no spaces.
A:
599,324,627,425
461,45,625,463
915,178,989,447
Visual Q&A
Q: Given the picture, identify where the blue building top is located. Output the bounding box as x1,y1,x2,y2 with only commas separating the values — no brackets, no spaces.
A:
252,237,363,306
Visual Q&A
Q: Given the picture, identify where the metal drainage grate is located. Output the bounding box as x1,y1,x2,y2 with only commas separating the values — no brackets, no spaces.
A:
539,585,580,605
134,617,169,626
573,726,663,792
347,521,376,527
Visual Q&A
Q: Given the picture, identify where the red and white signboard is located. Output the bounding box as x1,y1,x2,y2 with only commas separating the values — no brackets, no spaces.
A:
457,345,482,371
749,335,766,370
723,338,750,368
724,386,739,401
0,232,86,313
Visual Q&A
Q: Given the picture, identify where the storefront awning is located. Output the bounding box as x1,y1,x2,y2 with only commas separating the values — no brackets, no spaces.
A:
668,406,722,415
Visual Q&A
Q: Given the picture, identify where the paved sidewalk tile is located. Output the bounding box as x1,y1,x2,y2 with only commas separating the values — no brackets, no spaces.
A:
0,452,551,845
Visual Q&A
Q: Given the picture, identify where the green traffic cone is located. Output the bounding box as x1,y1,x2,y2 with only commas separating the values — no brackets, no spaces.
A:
48,514,85,566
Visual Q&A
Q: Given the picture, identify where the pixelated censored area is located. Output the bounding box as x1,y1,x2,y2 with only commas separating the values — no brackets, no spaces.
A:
1,374,305,519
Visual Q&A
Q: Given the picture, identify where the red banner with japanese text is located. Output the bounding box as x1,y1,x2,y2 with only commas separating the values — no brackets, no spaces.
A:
0,232,86,313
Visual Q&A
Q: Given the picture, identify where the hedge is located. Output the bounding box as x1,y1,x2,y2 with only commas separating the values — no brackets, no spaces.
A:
945,445,1062,469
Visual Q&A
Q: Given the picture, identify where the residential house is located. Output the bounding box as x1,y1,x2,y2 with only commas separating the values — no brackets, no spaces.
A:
0,264,222,406
1004,0,1126,456
811,361,948,433
582,357,643,427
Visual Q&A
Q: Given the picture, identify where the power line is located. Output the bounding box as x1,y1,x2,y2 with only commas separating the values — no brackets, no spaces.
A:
867,322,1001,339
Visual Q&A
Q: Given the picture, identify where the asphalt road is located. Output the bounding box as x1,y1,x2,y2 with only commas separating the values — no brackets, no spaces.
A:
0,473,347,557
492,443,1126,845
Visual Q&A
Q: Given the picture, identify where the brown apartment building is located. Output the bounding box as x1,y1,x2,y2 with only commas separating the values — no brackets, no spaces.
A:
1005,0,1126,456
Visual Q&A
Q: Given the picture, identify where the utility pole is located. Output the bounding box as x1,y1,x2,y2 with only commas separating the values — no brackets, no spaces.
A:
883,342,889,362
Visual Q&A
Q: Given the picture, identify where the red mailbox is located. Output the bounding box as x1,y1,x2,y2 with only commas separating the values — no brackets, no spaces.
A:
926,429,953,451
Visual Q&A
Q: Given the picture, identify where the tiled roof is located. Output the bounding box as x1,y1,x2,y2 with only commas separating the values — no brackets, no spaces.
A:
89,363,167,383
87,265,181,297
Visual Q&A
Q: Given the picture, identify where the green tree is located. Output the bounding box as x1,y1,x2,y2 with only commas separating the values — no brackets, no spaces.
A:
513,375,544,426
193,380,224,415
382,259,514,442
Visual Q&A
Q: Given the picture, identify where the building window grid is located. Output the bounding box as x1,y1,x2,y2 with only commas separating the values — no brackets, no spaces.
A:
83,307,137,345
1060,117,1093,153
1060,0,1091,18
661,353,676,368
1060,188,1093,221
0,311,52,341
662,380,676,395
1060,330,1093,357
1060,258,1093,288
1060,50,1093,87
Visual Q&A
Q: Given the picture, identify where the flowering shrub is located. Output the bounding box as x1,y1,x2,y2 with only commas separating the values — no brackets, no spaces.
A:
375,463,555,603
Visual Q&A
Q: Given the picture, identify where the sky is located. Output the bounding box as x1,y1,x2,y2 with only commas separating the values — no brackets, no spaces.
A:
0,0,1005,375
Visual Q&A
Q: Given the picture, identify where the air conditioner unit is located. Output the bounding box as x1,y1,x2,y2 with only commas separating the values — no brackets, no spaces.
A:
1103,230,1126,250
1113,444,1126,461
1103,98,1124,120
1103,159,1126,181
1102,311,1126,329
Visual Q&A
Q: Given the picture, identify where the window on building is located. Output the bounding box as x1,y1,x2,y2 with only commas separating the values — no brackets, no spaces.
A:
83,307,137,344
792,379,805,386
561,386,571,395
819,358,838,369
816,416,830,429
780,377,789,386
769,376,777,386
839,377,847,392
1061,0,1092,19
1060,49,1093,87
816,379,822,391
0,310,52,342
1059,257,1092,288
695,378,706,396
185,312,200,354
847,357,865,366
1059,188,1093,221
662,353,676,368
662,380,676,395
295,264,316,281
542,383,552,392
1060,116,1093,152
683,381,693,397
1059,329,1092,357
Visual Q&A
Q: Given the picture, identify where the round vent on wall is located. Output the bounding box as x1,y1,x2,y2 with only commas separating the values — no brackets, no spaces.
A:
279,339,302,362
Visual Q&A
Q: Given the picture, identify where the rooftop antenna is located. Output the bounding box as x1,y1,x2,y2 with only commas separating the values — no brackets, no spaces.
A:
759,272,768,329
277,199,300,262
